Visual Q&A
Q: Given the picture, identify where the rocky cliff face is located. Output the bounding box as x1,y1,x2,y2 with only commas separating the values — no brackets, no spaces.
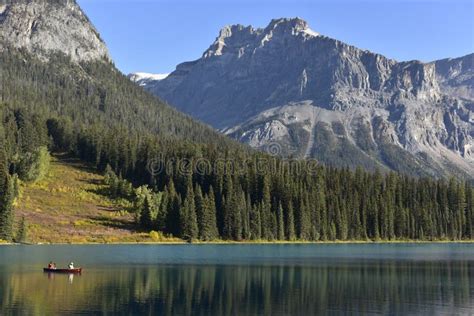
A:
0,0,109,62
136,18,473,178
433,53,474,101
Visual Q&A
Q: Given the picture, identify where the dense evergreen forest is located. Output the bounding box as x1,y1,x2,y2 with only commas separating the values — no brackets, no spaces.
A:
0,47,237,147
0,48,472,242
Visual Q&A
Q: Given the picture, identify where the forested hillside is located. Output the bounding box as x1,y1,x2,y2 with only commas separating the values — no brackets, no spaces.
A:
0,48,236,147
0,47,473,242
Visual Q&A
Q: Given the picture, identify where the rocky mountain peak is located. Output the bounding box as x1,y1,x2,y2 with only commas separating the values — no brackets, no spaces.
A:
0,0,110,62
203,24,257,58
203,18,318,58
265,17,319,37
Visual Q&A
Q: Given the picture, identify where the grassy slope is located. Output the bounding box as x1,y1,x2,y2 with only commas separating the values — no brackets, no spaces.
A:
14,154,180,244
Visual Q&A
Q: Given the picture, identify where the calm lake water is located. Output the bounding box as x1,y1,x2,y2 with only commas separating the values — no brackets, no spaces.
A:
0,243,473,315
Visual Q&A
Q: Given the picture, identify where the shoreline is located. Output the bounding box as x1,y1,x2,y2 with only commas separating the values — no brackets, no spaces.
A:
1,240,474,246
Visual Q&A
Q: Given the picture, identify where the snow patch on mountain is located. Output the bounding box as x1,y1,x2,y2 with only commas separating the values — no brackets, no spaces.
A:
129,72,170,86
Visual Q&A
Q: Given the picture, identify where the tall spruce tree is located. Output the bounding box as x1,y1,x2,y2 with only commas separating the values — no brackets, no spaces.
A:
195,185,204,234
140,196,153,229
250,204,262,240
16,216,27,243
277,203,285,240
181,184,198,241
0,128,14,241
242,193,251,240
299,191,311,240
199,187,219,241
286,202,296,241
165,181,181,236
222,173,234,239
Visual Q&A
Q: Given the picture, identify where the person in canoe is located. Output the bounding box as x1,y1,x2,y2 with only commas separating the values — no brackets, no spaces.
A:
68,262,74,269
48,261,56,269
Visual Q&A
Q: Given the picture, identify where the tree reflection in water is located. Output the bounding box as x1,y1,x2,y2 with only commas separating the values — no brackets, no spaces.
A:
1,259,473,315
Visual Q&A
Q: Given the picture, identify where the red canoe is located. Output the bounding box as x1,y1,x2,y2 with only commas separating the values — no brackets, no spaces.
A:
43,268,82,273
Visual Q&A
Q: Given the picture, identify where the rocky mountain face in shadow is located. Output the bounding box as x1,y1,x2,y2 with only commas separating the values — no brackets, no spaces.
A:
135,18,473,179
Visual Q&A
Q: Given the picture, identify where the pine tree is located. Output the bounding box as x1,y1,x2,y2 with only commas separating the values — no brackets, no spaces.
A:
199,187,219,241
261,176,273,240
0,132,14,242
250,204,262,240
334,198,343,240
222,173,234,239
231,190,244,241
339,198,349,240
195,185,204,234
299,191,311,240
16,216,27,243
465,182,473,239
242,193,251,240
155,190,168,231
312,172,326,240
448,178,459,239
140,196,153,229
0,181,14,241
286,202,296,241
277,203,285,240
165,180,181,236
457,183,467,240
181,184,198,241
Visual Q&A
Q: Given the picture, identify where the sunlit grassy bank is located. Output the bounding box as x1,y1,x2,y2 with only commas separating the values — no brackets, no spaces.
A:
14,155,179,244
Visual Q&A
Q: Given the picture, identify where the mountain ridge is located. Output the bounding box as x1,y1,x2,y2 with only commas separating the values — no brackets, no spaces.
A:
133,18,473,179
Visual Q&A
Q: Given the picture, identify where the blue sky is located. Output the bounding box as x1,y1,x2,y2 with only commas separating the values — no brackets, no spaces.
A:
78,0,474,75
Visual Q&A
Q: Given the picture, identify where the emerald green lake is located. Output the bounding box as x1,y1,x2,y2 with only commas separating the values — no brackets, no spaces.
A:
0,244,473,315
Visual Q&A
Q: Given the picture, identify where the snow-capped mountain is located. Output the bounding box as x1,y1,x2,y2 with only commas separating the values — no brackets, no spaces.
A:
128,72,170,87
134,18,473,178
